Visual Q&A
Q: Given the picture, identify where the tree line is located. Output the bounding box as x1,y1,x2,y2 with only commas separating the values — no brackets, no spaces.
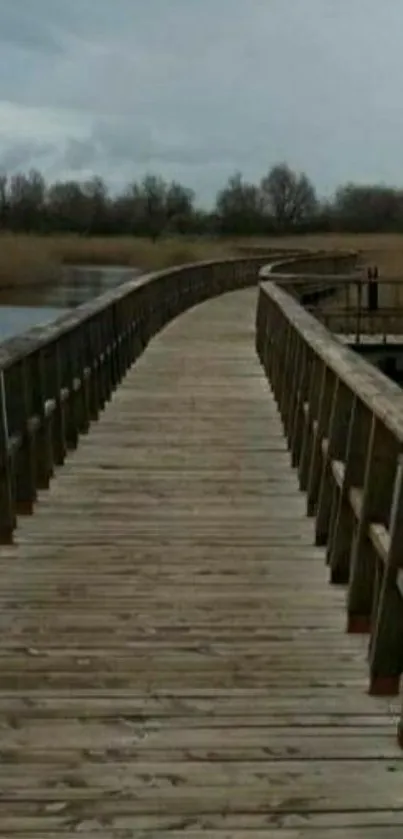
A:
1,164,403,238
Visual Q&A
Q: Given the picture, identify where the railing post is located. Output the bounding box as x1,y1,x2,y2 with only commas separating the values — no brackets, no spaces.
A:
315,381,353,547
113,301,126,383
270,309,287,404
368,454,403,696
327,398,372,584
356,280,362,343
48,340,67,467
0,371,16,542
105,308,117,396
29,349,54,489
255,290,265,363
62,333,80,451
278,322,293,422
347,419,399,635
95,315,108,411
86,318,100,422
284,333,302,446
289,343,312,470
298,356,323,492
306,366,336,517
13,360,37,515
74,326,90,435
262,300,276,382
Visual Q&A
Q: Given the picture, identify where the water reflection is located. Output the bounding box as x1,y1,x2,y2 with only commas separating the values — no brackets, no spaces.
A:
0,265,139,342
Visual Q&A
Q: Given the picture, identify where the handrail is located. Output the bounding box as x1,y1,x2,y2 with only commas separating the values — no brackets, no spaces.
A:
0,250,323,544
256,254,403,720
0,248,360,545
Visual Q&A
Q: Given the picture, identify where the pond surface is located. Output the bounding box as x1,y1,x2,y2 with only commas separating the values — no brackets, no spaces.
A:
0,266,139,342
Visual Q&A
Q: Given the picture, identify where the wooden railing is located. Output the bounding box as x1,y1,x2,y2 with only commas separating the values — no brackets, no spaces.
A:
256,257,403,719
309,278,403,343
263,261,403,344
0,249,359,545
0,255,283,543
316,302,403,344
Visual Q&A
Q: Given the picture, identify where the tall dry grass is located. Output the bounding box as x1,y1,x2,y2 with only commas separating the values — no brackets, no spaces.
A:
0,234,237,288
2,231,403,289
0,234,58,287
239,233,403,278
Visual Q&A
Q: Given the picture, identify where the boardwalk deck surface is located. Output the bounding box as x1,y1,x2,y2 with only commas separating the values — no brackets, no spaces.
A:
0,288,402,837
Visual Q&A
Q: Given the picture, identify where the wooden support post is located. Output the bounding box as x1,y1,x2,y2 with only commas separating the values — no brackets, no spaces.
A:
289,344,311,471
100,312,113,403
113,301,125,383
49,341,67,467
369,454,403,696
327,398,372,585
86,319,100,422
255,292,265,362
29,349,54,490
269,308,286,404
315,381,353,548
62,333,79,451
96,316,108,411
262,301,275,381
284,334,303,446
347,419,399,634
306,366,336,518
75,326,90,435
105,309,117,396
14,360,37,515
0,371,16,542
278,323,293,424
298,356,323,492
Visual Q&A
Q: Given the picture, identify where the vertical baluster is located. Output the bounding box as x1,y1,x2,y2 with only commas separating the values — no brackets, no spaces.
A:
0,368,16,542
369,454,403,696
13,360,37,515
48,339,67,466
29,349,54,489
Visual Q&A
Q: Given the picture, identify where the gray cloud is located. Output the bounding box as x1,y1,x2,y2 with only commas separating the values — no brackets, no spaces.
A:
0,1,69,54
0,140,54,173
0,0,403,204
63,138,100,171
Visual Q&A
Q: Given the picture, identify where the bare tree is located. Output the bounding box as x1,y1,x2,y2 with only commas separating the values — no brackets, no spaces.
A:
166,181,195,233
47,180,90,233
82,177,110,233
140,175,168,241
8,169,46,231
260,163,317,231
332,183,403,232
0,175,8,227
216,172,266,235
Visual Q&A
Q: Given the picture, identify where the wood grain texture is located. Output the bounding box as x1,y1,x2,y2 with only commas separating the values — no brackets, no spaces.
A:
0,288,401,835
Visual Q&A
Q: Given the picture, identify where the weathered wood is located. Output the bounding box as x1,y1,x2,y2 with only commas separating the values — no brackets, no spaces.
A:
0,288,401,834
257,259,403,728
0,368,15,541
0,254,280,543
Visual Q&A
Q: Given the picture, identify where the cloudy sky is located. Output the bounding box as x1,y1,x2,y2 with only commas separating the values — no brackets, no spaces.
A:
0,0,401,205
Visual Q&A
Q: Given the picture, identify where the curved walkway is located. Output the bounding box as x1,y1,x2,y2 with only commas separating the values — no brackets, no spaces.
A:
0,289,401,836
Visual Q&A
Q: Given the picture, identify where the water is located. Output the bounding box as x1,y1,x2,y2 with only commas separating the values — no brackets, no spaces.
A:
0,266,139,343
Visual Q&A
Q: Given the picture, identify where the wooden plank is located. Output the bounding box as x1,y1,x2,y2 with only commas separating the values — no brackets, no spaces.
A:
2,823,403,838
0,288,401,833
3,831,403,839
0,690,397,716
0,727,398,757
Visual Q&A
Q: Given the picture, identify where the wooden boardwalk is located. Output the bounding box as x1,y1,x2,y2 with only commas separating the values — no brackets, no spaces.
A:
0,288,402,837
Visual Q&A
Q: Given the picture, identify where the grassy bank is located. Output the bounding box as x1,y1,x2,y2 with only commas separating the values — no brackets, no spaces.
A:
1,232,403,289
246,233,403,277
0,234,237,288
